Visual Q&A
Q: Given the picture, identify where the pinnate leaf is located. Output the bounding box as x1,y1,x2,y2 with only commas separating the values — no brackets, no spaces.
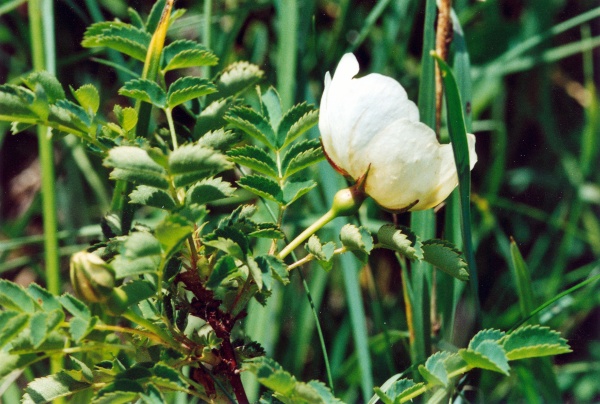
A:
119,79,167,108
29,310,64,348
281,138,324,178
22,372,91,404
0,311,29,349
82,21,150,61
167,76,216,108
238,175,283,204
501,325,572,360
282,179,317,205
418,351,451,387
23,71,65,103
377,224,423,261
340,224,373,264
207,255,238,289
459,340,510,375
225,106,276,149
0,280,38,312
72,84,100,116
469,329,505,350
228,145,278,177
0,84,36,120
105,146,170,189
162,40,218,72
213,61,264,99
197,128,241,151
112,232,162,279
155,214,194,261
129,185,176,210
256,255,289,286
169,144,233,188
422,239,469,281
379,378,425,404
306,235,335,271
185,177,236,206
278,102,319,148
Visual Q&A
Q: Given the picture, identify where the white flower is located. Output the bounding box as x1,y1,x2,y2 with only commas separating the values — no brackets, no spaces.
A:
319,53,477,212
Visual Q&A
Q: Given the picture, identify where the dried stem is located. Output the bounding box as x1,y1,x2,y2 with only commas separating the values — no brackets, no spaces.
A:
435,0,453,134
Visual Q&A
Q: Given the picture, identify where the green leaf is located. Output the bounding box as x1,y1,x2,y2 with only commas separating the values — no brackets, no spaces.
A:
29,310,64,348
277,102,319,148
59,294,97,342
167,76,216,108
59,294,91,320
145,0,167,32
469,329,505,350
247,255,268,290
82,21,151,61
0,311,29,349
225,106,276,150
194,99,231,137
112,232,162,279
72,84,100,116
155,214,193,261
27,283,62,311
422,239,469,281
509,239,536,318
418,351,451,387
207,255,238,289
213,61,264,100
260,87,283,130
129,186,176,210
185,177,236,206
197,128,241,151
162,40,218,72
23,71,65,103
281,138,324,178
120,280,156,307
377,224,424,261
256,255,289,286
22,372,91,404
169,143,233,187
340,224,373,264
459,341,510,375
305,235,336,271
0,84,36,120
249,223,284,239
0,280,38,312
119,79,167,108
203,238,245,261
52,99,92,130
382,378,425,403
501,325,572,360
282,179,317,205
227,145,278,177
105,146,170,189
114,105,138,133
238,175,283,204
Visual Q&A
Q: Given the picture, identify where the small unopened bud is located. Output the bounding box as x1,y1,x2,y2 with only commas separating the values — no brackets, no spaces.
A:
70,252,115,303
330,178,367,217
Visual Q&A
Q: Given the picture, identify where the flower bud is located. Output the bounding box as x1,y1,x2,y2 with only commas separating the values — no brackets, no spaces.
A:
70,251,116,303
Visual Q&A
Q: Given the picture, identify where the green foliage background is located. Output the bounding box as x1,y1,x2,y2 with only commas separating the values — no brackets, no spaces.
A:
0,0,599,402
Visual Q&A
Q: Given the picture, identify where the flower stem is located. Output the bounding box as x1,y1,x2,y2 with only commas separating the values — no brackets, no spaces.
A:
277,208,337,260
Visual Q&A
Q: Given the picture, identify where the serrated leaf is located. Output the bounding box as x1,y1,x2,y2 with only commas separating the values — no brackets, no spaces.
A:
282,179,317,205
113,105,138,133
459,341,510,375
377,224,424,261
82,21,150,61
162,40,218,72
213,61,264,100
169,143,233,187
27,283,62,311
247,255,268,290
59,294,91,320
260,87,283,129
207,255,238,289
501,325,572,360
129,185,176,210
105,146,169,189
0,280,38,312
204,237,245,261
305,235,335,271
418,351,452,387
249,223,284,239
185,177,236,206
51,99,92,131
119,79,166,108
469,329,505,350
383,378,425,403
238,175,283,204
146,0,167,32
22,372,91,404
72,84,100,116
340,224,373,264
0,311,29,349
167,76,216,108
227,145,278,177
29,310,64,348
194,98,231,137
0,84,36,120
225,106,276,149
23,71,65,103
243,357,297,396
422,239,469,281
281,138,324,178
197,128,241,151
256,255,289,285
155,214,193,260
112,232,162,279
120,280,156,307
277,102,319,148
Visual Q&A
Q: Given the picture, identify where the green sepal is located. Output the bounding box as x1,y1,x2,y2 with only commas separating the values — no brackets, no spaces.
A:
162,40,218,72
167,76,216,108
227,145,278,177
422,239,469,281
119,79,167,108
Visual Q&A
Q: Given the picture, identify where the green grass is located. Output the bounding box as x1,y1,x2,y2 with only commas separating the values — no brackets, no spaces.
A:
1,0,599,402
